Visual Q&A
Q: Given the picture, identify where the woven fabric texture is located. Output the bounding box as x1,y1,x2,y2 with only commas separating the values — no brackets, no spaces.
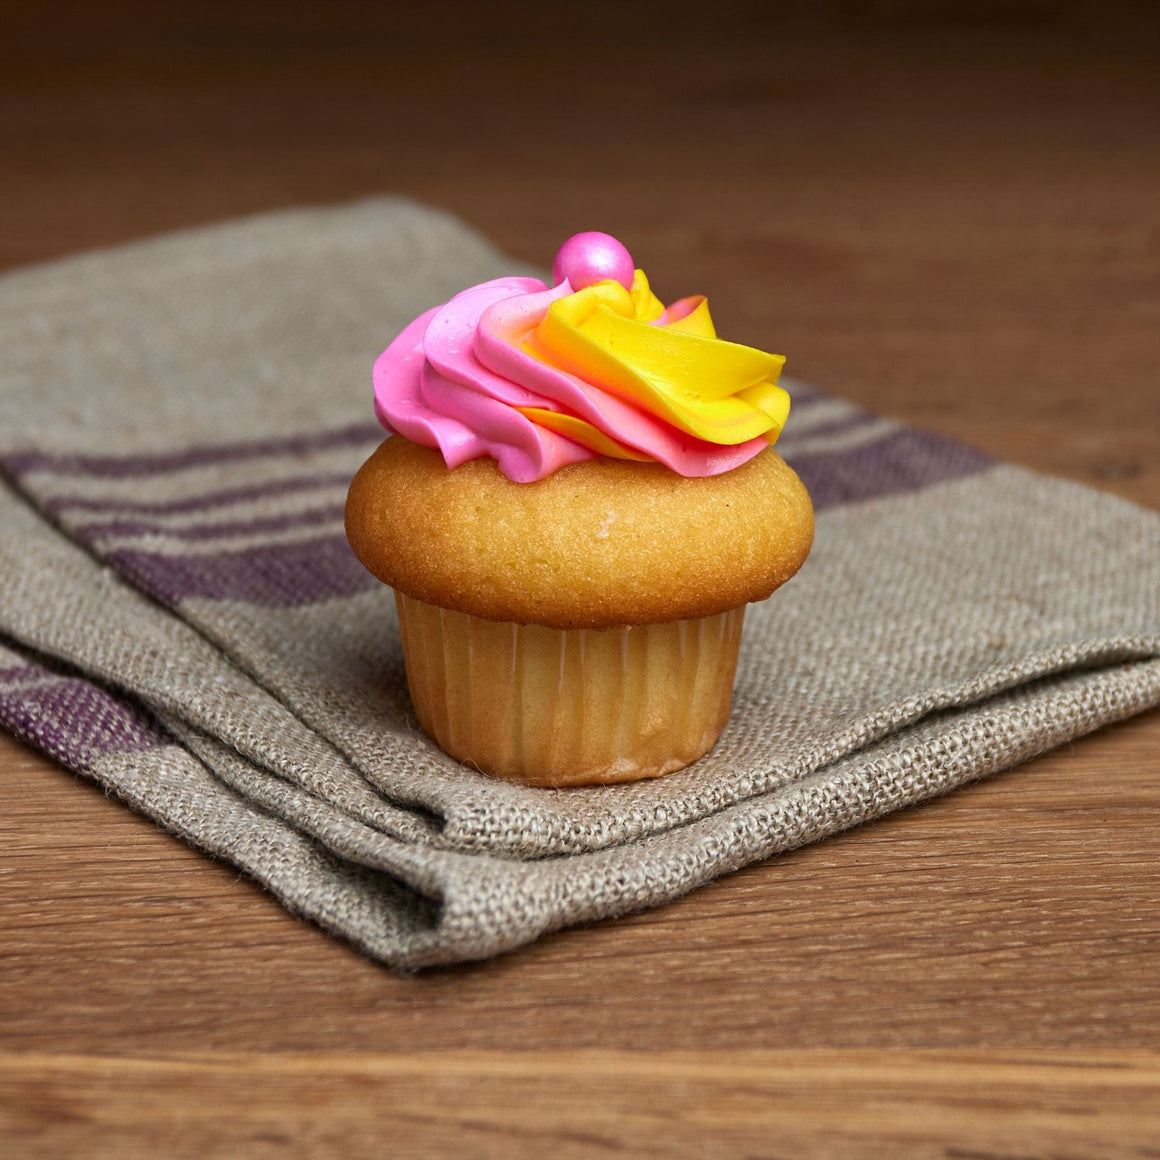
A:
1,199,1158,968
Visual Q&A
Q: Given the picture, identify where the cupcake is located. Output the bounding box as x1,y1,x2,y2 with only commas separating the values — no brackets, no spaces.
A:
345,232,813,787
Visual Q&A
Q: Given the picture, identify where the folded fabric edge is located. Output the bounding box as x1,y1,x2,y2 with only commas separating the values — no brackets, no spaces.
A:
3,637,1158,970
439,631,1160,856
4,449,1159,873
1,196,1157,968
0,480,451,850
0,637,452,966
411,655,1160,968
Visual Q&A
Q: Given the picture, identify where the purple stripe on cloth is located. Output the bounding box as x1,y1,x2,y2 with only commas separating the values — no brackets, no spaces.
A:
75,503,345,543
787,426,992,511
0,669,168,772
109,533,378,608
98,429,988,610
0,664,46,685
1,422,382,480
41,471,356,519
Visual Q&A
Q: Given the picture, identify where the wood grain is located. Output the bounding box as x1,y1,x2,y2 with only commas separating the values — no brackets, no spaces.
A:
2,1,1159,1155
3,1050,1160,1159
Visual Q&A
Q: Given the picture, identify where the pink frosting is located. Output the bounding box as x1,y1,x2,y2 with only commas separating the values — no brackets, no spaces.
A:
373,275,770,483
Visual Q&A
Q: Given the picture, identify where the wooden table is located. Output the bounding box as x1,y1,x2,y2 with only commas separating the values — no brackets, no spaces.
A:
3,3,1158,1155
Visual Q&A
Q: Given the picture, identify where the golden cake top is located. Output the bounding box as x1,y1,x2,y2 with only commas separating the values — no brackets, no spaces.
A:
345,437,814,629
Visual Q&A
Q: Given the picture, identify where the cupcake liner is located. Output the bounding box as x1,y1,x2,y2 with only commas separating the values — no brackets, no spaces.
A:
395,592,745,787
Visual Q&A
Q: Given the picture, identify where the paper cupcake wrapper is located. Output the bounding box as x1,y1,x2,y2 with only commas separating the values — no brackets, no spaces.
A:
395,592,745,787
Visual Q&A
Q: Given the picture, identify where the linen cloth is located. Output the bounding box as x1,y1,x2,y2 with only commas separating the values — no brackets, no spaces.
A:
1,198,1157,968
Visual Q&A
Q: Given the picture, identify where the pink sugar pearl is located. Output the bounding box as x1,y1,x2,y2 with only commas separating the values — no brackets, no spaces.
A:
552,232,635,291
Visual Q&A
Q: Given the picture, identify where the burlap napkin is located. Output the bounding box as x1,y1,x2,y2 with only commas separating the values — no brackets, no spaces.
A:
2,198,1158,968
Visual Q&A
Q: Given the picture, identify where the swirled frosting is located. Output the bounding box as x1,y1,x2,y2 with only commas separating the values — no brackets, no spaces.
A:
373,233,791,482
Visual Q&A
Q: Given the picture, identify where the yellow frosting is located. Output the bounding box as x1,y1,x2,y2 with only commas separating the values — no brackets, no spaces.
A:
517,270,789,455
